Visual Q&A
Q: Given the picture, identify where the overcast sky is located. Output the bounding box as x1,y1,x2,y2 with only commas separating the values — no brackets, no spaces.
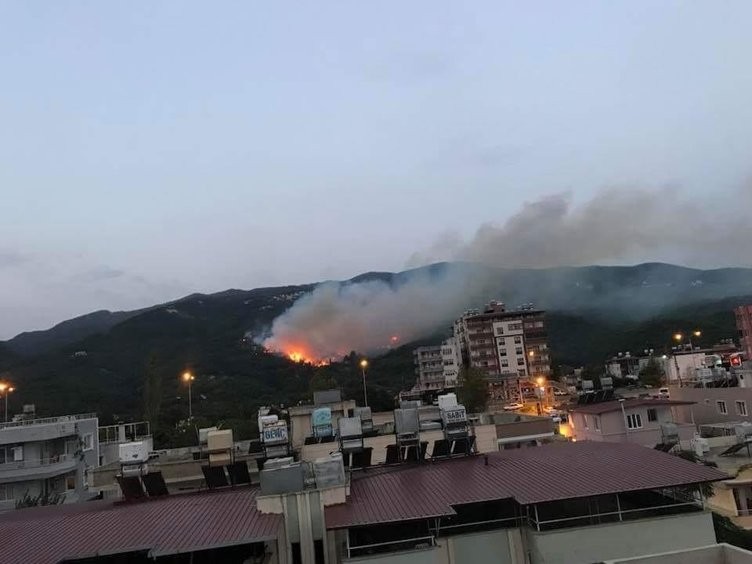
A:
1,1,751,339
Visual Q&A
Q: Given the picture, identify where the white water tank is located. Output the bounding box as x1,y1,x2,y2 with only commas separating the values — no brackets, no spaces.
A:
438,393,458,410
119,441,149,465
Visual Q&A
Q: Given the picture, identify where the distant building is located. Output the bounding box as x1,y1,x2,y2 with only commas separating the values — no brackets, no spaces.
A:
454,301,550,399
412,344,445,392
412,338,460,393
568,399,696,447
605,351,656,380
736,305,752,359
0,412,99,511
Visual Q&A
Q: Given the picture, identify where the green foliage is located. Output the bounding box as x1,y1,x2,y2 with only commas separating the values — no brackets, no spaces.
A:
639,357,665,387
15,489,64,509
457,367,489,413
713,512,752,551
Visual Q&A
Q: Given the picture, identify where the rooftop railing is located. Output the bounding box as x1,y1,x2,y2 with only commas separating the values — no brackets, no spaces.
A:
0,413,96,431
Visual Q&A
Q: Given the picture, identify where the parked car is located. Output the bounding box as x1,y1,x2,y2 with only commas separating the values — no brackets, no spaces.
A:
503,402,524,411
553,389,568,397
658,387,670,399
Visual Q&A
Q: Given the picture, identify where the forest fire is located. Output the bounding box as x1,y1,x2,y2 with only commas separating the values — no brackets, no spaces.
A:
265,341,330,366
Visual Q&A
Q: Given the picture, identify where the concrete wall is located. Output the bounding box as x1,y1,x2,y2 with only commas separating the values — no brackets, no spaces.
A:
670,386,752,426
447,529,515,564
343,528,523,564
526,511,716,564
603,543,752,564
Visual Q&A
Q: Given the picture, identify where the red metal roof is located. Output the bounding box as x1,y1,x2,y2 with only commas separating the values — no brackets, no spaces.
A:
0,486,280,564
569,398,695,415
325,441,726,529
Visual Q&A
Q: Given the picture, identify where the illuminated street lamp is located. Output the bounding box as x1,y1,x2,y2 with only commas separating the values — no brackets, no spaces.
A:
0,384,15,423
359,359,369,407
182,372,195,420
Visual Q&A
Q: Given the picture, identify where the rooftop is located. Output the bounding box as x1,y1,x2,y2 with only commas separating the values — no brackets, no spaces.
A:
324,441,726,528
0,486,280,564
569,399,694,415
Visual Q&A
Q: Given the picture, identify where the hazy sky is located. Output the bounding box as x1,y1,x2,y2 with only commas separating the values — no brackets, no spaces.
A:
1,1,752,339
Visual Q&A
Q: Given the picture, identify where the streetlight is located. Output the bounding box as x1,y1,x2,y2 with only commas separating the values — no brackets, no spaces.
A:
182,372,195,420
0,384,14,423
359,359,369,407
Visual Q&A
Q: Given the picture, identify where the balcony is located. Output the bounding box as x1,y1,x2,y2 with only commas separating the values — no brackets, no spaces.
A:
0,454,77,482
0,413,96,445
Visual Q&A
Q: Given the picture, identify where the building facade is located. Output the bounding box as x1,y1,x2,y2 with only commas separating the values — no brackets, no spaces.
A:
0,413,98,511
736,305,752,360
567,399,696,447
412,338,460,393
454,302,551,399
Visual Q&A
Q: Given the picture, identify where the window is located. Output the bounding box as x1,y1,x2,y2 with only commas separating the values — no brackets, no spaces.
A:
501,360,509,368
517,358,525,366
737,401,748,417
594,416,600,431
514,336,522,344
0,485,13,501
717,401,728,415
647,408,658,422
626,413,643,429
515,347,523,355
12,446,23,462
499,348,507,356
82,433,94,451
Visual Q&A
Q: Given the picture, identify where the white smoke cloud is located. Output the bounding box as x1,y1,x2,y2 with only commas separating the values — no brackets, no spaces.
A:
411,186,752,269
260,266,487,359
263,185,752,358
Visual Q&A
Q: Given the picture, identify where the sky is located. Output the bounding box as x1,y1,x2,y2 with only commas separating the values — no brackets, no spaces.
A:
1,1,752,339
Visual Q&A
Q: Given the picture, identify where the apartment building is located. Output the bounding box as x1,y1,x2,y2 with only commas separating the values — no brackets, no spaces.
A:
0,412,98,511
454,301,551,398
412,338,460,393
0,441,727,564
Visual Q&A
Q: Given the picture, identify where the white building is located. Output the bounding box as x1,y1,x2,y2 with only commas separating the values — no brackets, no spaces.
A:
440,337,460,388
0,412,99,511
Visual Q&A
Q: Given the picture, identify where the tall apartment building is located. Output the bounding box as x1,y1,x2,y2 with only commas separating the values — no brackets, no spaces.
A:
736,304,752,359
454,301,551,397
0,412,99,511
412,337,460,392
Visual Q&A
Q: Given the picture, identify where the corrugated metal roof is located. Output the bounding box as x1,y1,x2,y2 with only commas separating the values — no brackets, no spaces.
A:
569,399,695,415
325,441,726,529
0,487,280,564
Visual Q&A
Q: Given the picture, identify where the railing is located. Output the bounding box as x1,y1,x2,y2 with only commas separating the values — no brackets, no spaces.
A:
0,454,72,471
0,413,96,431
346,536,436,559
529,500,702,531
99,421,151,445
432,515,521,536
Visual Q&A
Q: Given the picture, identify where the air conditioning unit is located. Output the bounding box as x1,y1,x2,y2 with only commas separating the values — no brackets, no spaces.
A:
691,435,710,457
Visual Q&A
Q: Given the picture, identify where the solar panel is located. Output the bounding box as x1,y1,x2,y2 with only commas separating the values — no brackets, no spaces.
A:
142,472,169,497
405,445,419,462
248,440,263,454
227,461,252,485
202,465,229,489
351,447,373,469
720,443,747,456
116,476,146,501
385,444,400,464
431,439,451,458
452,436,476,456
603,389,615,401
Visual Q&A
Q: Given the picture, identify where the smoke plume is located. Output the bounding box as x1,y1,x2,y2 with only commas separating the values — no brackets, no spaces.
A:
263,186,752,359
409,187,752,269
260,266,488,360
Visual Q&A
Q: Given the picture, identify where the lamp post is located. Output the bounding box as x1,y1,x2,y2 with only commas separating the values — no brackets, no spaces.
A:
0,384,14,423
359,359,369,407
182,372,195,420
619,398,629,441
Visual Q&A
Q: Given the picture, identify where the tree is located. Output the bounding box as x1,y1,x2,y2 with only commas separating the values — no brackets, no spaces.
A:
457,367,489,413
639,357,664,387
